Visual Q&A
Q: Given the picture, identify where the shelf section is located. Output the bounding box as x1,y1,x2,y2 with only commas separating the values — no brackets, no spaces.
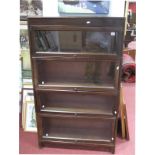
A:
41,116,114,143
34,58,118,91
33,30,118,55
42,128,111,143
37,90,117,117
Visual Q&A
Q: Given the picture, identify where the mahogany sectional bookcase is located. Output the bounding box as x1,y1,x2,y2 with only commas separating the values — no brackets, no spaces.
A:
28,17,125,154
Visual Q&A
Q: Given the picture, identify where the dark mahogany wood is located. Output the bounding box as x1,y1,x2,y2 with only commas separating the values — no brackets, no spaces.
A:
28,17,125,154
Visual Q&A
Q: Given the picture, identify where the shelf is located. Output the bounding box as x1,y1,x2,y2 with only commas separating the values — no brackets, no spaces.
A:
35,58,117,91
42,117,114,143
37,82,116,93
35,51,117,56
38,82,114,90
42,127,111,143
33,52,119,61
41,106,113,116
38,90,117,117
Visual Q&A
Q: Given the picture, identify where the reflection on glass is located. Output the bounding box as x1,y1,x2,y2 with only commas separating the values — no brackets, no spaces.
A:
85,32,115,52
84,61,115,83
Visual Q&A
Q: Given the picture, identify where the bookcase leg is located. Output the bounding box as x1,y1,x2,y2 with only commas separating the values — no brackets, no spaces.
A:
111,147,115,154
38,141,43,148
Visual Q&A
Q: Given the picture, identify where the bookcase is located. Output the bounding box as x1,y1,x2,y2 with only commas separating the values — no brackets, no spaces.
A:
28,17,125,154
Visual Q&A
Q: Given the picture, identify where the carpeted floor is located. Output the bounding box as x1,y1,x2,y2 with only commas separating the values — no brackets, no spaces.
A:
19,83,135,154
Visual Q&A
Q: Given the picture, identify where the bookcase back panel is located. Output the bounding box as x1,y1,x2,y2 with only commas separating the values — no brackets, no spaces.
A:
42,116,115,142
35,59,118,87
37,91,117,116
34,30,118,54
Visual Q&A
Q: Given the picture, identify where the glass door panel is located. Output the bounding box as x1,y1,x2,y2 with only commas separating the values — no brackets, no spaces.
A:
34,30,118,54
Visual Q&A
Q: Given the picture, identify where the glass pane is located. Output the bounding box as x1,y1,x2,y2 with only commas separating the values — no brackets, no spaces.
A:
35,31,59,51
34,31,82,52
59,31,82,51
34,31,117,53
37,60,115,88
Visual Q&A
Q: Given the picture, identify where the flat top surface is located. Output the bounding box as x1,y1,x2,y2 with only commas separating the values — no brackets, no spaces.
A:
28,16,124,19
28,16,125,29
